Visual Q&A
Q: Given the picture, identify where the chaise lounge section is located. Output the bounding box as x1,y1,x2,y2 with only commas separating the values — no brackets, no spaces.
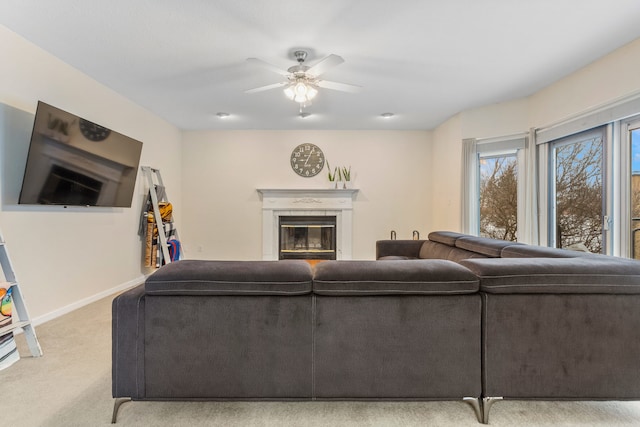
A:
378,231,640,422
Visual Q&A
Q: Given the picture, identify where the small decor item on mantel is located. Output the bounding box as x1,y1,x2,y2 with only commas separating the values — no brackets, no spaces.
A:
327,160,337,188
335,166,344,189
326,162,353,189
342,166,352,189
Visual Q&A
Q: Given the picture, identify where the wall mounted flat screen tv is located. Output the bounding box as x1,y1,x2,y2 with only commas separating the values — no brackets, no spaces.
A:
18,101,143,207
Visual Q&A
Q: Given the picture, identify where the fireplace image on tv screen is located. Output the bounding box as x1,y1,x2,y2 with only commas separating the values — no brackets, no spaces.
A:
18,102,143,207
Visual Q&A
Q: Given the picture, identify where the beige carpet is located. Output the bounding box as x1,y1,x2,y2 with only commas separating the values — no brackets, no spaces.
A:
2,293,640,426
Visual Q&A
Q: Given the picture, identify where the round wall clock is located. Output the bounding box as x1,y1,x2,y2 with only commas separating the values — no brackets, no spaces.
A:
79,118,111,142
290,143,325,177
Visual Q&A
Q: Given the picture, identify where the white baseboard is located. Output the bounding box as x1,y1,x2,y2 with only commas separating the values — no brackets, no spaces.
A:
30,275,145,327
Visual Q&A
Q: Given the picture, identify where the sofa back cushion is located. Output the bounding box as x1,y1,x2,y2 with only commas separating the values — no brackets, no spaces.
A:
427,230,467,246
313,259,479,295
145,259,313,296
460,257,640,294
500,244,592,258
446,248,488,262
376,239,424,260
418,240,454,259
455,236,520,258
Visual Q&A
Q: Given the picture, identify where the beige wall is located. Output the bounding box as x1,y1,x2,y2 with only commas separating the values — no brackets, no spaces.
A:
181,130,432,260
430,37,640,232
0,26,182,322
529,38,640,128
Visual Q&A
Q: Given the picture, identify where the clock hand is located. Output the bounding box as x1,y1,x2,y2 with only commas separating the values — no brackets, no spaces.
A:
304,148,314,166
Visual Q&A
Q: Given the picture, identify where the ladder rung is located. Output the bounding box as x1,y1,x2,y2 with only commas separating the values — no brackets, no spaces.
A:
0,320,30,336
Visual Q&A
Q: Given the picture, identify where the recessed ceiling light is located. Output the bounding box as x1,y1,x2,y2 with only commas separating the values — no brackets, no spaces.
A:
299,112,311,119
380,112,394,118
216,112,230,118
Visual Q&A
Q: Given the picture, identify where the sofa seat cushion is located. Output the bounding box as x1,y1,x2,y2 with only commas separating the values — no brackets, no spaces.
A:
145,260,313,296
460,257,640,294
314,260,479,295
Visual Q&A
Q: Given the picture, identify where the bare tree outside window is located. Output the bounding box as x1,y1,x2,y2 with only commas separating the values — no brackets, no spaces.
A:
633,173,640,258
554,137,603,253
631,129,640,259
479,155,517,241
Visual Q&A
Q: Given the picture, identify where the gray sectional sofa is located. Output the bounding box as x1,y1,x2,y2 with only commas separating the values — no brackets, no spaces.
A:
112,231,640,424
378,231,640,422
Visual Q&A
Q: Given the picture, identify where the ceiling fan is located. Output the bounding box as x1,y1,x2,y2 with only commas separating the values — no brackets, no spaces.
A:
245,50,361,107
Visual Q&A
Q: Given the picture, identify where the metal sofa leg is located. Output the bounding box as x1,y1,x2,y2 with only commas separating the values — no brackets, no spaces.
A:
111,398,132,424
463,397,483,423
482,397,503,424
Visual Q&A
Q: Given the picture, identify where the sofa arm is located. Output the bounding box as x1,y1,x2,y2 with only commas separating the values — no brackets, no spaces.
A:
112,284,146,399
376,240,425,259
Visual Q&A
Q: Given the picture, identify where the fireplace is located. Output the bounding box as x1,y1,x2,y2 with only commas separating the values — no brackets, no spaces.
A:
279,216,336,260
257,189,358,260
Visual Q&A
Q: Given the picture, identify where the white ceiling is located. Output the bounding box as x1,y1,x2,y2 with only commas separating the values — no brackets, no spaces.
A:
2,1,640,131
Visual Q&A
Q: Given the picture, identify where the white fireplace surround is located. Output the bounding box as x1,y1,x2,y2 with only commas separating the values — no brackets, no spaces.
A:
257,189,358,260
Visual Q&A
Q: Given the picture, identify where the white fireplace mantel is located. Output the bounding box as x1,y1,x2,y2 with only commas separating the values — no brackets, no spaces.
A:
257,188,358,260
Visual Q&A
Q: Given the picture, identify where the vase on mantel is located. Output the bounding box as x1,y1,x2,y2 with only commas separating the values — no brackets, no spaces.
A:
335,181,345,189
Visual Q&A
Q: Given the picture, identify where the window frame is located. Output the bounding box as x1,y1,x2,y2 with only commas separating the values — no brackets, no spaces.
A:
545,126,608,253
620,115,640,257
478,150,519,241
464,135,526,240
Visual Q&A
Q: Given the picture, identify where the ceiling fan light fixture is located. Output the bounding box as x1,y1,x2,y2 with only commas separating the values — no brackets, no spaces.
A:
283,85,295,100
247,50,357,107
306,85,318,100
284,77,318,104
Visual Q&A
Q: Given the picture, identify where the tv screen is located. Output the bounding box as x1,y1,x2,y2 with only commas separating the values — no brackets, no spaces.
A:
18,101,143,207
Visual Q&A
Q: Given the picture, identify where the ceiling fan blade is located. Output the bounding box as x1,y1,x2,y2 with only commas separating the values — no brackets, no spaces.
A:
317,80,362,93
245,82,287,94
246,58,290,76
306,54,344,77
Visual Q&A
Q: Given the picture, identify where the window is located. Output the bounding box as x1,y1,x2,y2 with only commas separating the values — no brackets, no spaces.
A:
469,94,640,256
630,125,640,258
462,136,526,240
548,127,605,253
479,153,518,241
